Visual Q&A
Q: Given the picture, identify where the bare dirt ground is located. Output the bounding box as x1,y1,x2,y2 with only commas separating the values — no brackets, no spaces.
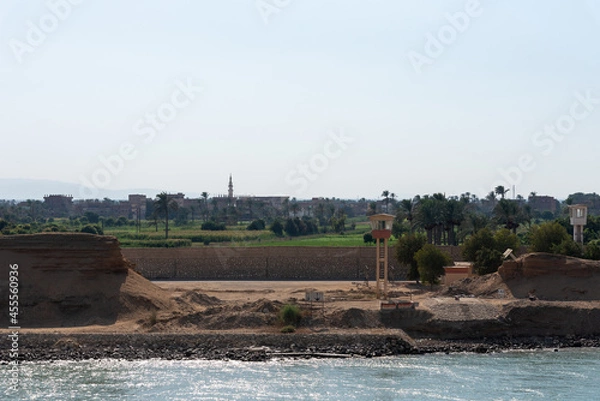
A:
7,257,600,338
7,279,439,335
157,280,419,309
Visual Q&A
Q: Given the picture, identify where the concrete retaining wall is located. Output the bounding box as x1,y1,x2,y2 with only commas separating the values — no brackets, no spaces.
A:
122,246,413,281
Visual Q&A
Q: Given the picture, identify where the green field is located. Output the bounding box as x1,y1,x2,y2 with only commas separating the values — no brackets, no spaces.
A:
239,233,395,247
102,219,378,247
32,217,379,248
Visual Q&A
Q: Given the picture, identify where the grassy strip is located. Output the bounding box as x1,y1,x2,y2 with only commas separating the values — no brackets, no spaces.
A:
119,239,192,248
111,230,274,243
233,234,395,247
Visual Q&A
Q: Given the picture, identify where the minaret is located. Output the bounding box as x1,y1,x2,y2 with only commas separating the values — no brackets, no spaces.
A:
228,174,234,199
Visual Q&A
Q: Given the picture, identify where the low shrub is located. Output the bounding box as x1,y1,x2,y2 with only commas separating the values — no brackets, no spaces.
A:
247,219,266,231
584,240,600,260
473,248,503,275
363,232,375,244
81,224,104,235
279,304,302,326
201,221,227,231
149,310,158,326
415,244,452,287
280,325,296,333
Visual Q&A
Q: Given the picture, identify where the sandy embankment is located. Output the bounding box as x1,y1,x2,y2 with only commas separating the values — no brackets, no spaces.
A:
2,234,600,360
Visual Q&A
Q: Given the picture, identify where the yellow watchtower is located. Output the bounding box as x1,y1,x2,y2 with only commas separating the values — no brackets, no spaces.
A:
368,214,394,299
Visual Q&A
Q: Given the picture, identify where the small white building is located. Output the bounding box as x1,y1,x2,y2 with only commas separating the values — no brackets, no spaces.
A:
569,204,588,244
443,262,474,285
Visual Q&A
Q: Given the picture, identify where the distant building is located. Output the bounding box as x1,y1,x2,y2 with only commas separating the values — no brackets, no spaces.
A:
224,175,289,219
32,175,372,221
128,194,147,218
73,199,123,218
167,193,186,208
528,195,558,214
43,194,73,217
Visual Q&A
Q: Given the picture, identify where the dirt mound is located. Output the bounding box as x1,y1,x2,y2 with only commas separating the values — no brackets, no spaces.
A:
202,312,277,330
442,273,510,298
176,291,221,307
442,253,600,301
118,269,174,317
0,234,175,327
250,298,283,313
172,300,280,330
500,252,600,280
329,308,382,329
426,300,501,322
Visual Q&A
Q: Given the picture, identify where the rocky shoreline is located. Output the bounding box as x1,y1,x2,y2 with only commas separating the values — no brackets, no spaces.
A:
0,333,417,362
2,333,600,363
415,335,600,354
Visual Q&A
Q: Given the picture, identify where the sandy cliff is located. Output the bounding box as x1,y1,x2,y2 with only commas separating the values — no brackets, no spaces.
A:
0,233,172,327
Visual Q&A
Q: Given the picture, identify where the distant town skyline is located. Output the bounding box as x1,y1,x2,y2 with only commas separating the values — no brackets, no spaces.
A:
0,177,591,202
1,1,599,200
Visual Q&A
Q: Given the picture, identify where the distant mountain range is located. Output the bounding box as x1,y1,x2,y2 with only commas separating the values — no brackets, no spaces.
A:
0,179,198,201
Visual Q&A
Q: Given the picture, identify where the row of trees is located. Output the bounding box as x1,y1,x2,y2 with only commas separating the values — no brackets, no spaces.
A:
391,187,600,285
391,191,531,247
392,191,600,248
151,193,353,239
395,220,600,285
0,192,355,239
147,194,357,230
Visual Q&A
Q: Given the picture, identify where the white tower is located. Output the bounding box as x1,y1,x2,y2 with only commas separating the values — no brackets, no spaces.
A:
569,204,588,244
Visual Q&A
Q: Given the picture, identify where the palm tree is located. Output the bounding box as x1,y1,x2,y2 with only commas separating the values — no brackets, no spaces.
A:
444,198,465,245
381,190,390,213
200,192,209,222
153,192,179,239
458,212,490,241
495,185,509,199
415,196,443,245
398,198,417,232
482,191,497,215
493,198,529,233
432,193,447,244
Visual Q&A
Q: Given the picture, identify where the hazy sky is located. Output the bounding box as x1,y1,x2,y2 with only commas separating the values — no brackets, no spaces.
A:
1,0,599,200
